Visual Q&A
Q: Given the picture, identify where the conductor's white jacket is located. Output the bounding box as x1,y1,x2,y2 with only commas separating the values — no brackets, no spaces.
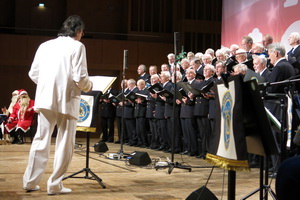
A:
29,36,92,119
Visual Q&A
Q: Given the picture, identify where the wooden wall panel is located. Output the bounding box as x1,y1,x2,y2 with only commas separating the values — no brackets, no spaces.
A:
0,34,173,108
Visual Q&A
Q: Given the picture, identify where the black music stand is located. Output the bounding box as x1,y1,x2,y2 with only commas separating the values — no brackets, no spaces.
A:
63,126,106,189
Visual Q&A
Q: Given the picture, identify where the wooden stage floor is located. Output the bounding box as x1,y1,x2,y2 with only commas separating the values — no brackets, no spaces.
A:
0,137,276,200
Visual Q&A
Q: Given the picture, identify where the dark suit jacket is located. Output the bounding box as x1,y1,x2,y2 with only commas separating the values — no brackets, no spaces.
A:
194,77,214,117
287,45,300,74
134,88,149,118
124,87,139,118
154,81,172,119
180,80,197,119
260,68,271,79
196,66,205,81
266,59,295,93
100,89,118,118
139,73,151,83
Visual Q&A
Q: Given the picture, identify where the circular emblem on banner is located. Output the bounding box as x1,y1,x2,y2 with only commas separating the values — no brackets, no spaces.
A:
78,98,91,122
222,90,232,150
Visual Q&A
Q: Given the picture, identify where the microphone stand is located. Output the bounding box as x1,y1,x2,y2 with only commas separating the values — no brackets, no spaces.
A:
158,32,192,174
112,50,129,160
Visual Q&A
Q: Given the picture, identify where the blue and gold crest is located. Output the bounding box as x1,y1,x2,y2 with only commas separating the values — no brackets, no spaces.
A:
221,90,232,150
78,98,91,122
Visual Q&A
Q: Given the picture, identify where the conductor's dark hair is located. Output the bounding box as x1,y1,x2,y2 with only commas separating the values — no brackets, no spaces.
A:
58,15,85,37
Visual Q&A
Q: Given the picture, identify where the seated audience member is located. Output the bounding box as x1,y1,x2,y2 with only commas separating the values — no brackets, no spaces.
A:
5,90,35,144
1,90,19,141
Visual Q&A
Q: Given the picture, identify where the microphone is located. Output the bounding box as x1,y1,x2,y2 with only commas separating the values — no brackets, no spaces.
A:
220,72,229,88
123,50,128,70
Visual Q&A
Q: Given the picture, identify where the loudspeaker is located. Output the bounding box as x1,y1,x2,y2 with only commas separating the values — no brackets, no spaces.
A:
128,151,151,166
186,186,218,200
94,142,108,153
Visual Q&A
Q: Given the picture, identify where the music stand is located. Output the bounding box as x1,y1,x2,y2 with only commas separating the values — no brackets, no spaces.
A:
63,126,106,189
63,91,106,188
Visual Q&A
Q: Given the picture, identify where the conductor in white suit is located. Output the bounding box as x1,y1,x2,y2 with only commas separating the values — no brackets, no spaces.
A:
23,15,93,195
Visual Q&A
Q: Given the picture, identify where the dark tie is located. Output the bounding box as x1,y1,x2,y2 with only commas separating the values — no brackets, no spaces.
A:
288,48,294,55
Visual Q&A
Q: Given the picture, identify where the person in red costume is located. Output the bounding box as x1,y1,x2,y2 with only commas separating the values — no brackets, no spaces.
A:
5,89,35,144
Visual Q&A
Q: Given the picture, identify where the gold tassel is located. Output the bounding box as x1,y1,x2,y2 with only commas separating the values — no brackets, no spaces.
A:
205,153,251,172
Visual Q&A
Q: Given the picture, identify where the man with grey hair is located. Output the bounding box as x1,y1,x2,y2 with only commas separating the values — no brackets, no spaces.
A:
266,42,295,178
137,64,151,83
253,55,270,78
233,63,248,75
167,53,176,70
287,32,300,74
267,43,295,93
190,58,204,80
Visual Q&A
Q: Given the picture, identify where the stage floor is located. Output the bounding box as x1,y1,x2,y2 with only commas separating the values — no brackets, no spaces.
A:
0,137,276,200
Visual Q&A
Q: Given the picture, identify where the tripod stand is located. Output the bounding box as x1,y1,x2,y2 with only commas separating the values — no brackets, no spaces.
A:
63,127,106,188
241,156,276,200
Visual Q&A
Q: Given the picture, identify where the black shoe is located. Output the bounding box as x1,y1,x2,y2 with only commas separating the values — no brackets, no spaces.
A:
188,152,197,157
269,172,277,178
196,154,206,159
17,140,24,145
155,146,165,151
150,145,159,149
107,140,114,143
173,149,181,154
180,150,189,155
12,137,19,144
163,148,171,153
249,161,259,168
114,140,120,144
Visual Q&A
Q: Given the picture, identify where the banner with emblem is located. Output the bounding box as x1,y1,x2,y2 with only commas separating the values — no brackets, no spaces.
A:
77,95,94,127
206,76,250,171
77,76,117,129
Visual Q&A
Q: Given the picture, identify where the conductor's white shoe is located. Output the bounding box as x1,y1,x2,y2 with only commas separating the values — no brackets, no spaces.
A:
48,187,72,195
24,185,40,192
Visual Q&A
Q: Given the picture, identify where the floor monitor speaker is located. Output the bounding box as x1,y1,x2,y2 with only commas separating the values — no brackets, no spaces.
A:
186,186,218,200
129,151,151,166
94,142,108,153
